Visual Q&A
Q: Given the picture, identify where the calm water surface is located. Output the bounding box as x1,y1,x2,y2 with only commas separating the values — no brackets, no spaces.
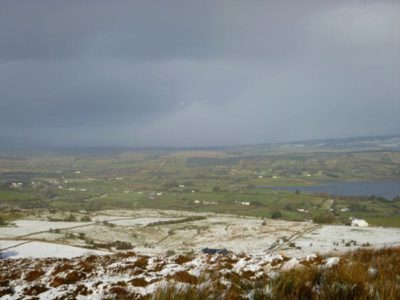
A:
260,180,400,200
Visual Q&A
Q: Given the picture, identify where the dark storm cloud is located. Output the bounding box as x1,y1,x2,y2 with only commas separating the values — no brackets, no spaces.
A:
0,1,314,61
0,0,399,147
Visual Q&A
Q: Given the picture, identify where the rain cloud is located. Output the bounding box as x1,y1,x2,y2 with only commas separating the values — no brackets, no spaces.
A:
0,0,399,147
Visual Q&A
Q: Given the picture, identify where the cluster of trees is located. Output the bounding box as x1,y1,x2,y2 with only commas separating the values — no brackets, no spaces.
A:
312,213,335,224
271,211,282,219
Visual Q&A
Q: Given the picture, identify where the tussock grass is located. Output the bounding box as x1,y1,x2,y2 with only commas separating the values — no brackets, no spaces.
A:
151,283,227,300
271,247,400,300
152,247,400,300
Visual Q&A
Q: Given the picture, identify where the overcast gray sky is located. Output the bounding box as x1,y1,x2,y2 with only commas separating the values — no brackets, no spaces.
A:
0,0,399,147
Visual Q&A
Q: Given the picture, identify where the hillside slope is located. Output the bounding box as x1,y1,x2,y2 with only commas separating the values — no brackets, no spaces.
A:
1,247,399,299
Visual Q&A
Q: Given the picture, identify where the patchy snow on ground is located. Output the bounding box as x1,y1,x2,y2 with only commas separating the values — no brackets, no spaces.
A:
282,225,400,257
90,209,206,222
0,248,361,300
1,209,400,299
162,216,313,255
2,210,400,260
281,257,299,270
0,241,109,259
323,257,340,268
108,217,182,227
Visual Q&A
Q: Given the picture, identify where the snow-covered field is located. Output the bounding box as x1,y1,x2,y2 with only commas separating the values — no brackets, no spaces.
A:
90,209,205,222
107,217,182,226
0,241,109,259
280,225,400,257
0,220,93,238
0,240,26,250
1,209,400,259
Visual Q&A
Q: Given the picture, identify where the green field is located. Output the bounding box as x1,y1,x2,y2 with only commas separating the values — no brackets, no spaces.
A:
0,190,36,201
0,146,399,226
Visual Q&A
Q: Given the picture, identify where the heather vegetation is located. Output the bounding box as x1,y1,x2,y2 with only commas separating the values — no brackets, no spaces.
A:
1,246,398,299
151,247,400,300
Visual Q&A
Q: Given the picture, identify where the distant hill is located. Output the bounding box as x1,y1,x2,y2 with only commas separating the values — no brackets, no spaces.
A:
0,136,48,151
288,135,400,149
0,134,399,153
226,134,400,154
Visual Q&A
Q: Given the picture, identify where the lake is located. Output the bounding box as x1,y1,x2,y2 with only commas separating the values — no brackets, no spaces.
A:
259,180,400,200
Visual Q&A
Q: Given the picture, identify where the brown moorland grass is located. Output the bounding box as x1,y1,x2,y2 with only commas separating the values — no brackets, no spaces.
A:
271,247,400,300
152,247,400,300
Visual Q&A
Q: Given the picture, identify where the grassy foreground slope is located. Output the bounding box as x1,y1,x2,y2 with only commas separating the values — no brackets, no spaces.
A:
153,247,400,300
1,246,399,299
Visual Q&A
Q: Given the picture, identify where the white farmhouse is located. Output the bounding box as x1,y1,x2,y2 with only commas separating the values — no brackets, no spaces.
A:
351,218,369,227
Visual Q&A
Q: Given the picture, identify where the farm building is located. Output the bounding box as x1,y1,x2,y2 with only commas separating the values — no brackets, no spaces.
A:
351,218,369,227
